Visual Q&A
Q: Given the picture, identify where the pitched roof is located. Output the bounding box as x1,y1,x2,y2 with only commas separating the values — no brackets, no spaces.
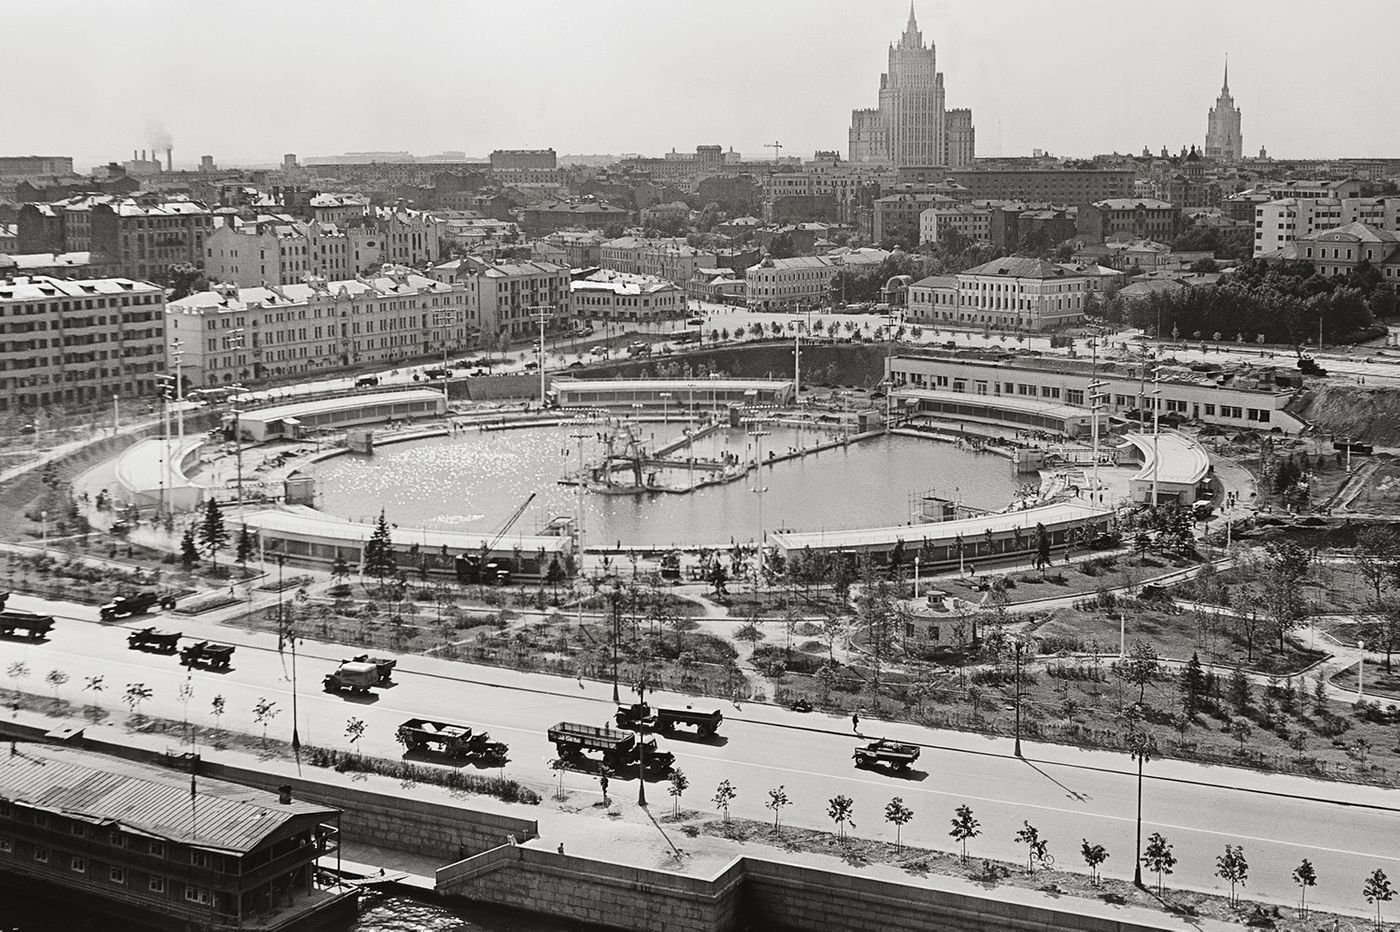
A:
1305,222,1400,245
961,256,1087,279
0,746,335,854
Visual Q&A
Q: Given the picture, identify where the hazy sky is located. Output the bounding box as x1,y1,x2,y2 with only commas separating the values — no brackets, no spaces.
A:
10,0,1398,170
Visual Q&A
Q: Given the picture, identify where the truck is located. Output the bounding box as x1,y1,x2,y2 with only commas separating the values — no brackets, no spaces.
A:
396,718,508,761
0,610,55,640
852,738,920,772
179,641,235,670
127,627,182,653
659,551,682,581
323,661,381,695
100,591,176,621
614,702,722,739
348,654,396,684
627,341,652,357
547,722,675,774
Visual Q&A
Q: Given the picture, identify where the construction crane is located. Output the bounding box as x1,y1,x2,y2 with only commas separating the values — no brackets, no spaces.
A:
765,140,783,162
456,493,536,586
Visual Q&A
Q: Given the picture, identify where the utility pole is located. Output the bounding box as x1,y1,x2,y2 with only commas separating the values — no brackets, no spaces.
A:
169,338,185,441
1013,640,1023,758
570,418,591,628
434,310,455,403
1150,368,1164,507
745,412,771,588
529,305,552,405
230,329,245,510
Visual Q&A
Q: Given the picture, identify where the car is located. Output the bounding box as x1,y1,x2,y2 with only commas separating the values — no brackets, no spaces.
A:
471,368,490,377
568,361,585,369
424,367,453,380
686,317,705,326
524,361,539,371
589,346,608,358
355,375,380,388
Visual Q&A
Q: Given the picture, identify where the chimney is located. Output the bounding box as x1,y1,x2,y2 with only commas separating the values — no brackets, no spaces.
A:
132,149,137,161
142,149,147,162
166,147,173,173
277,784,292,805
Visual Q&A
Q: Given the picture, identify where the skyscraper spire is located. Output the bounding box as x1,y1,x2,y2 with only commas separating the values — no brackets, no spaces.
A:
1222,54,1229,94
900,2,921,48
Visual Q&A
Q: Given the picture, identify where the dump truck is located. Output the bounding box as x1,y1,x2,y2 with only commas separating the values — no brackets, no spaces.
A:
179,641,235,670
347,654,396,684
396,719,507,761
852,738,920,772
100,591,175,621
323,661,381,695
0,610,55,640
547,722,674,774
614,702,722,738
127,627,182,653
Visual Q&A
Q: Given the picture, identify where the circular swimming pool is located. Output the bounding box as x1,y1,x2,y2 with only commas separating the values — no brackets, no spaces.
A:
308,424,1017,548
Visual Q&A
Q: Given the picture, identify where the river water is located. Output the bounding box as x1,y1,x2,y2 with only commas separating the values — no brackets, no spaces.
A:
309,424,1016,547
0,891,583,931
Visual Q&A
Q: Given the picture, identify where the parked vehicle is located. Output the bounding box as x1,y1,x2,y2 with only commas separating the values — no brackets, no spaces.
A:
589,346,608,358
0,610,55,640
100,591,175,621
0,591,9,609
547,722,674,774
127,627,182,653
659,551,681,580
396,718,507,760
348,654,396,684
614,702,722,738
424,367,453,380
323,661,381,694
355,375,380,388
179,641,234,669
852,738,920,772
627,341,652,357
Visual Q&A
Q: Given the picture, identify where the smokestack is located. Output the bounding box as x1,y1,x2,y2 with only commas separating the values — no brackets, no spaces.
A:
142,149,147,162
166,147,172,172
132,150,137,161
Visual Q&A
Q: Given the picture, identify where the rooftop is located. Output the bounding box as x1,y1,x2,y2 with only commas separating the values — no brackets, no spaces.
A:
171,270,448,314
770,500,1111,552
0,745,336,855
0,275,160,301
961,256,1088,280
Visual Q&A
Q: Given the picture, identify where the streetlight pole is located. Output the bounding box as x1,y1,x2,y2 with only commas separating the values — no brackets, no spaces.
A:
434,310,455,404
529,305,552,406
1149,369,1164,507
610,588,621,703
170,338,185,441
1357,640,1366,704
570,418,591,628
635,680,648,807
1129,730,1156,888
1013,640,1023,757
746,414,771,588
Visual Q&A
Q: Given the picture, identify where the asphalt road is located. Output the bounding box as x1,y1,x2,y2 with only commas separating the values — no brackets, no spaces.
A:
2,592,1397,914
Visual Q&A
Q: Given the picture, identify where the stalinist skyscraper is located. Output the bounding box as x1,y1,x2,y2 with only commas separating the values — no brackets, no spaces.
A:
848,5,974,168
1204,58,1243,162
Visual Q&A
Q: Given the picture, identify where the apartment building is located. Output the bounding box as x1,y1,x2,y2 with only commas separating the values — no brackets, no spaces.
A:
429,256,571,339
884,352,1305,433
744,256,840,310
873,192,955,245
166,267,476,386
599,237,716,285
946,169,1134,206
918,205,990,244
0,275,164,412
203,216,311,287
1254,197,1400,257
1077,198,1181,243
1293,223,1400,280
88,198,214,281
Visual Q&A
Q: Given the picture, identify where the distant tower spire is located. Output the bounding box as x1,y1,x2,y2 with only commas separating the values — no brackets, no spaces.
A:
1222,54,1229,94
900,2,921,48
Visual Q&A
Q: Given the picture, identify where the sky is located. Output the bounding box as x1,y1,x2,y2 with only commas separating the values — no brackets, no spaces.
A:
9,0,1399,170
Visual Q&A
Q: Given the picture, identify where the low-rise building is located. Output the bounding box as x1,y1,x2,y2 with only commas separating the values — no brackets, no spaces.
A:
0,744,354,929
744,255,839,310
954,257,1092,331
1292,222,1400,280
599,237,716,286
167,267,477,386
0,251,121,279
519,200,629,237
884,351,1306,433
688,267,746,304
0,275,165,412
571,269,684,323
873,192,955,245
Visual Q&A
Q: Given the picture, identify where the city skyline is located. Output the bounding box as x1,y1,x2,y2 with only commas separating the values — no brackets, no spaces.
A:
8,0,1399,168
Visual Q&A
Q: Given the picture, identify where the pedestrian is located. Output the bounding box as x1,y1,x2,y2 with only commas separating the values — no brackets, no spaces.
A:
228,584,235,597
599,773,610,803
852,711,860,734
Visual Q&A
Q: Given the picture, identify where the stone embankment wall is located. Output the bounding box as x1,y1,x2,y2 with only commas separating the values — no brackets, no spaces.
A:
437,848,1181,932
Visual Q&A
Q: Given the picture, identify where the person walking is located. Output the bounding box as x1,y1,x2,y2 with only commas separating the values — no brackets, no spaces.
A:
852,711,860,734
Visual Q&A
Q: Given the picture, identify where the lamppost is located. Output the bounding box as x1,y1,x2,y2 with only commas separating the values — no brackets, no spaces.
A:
169,338,185,442
634,680,648,807
229,329,246,510
1357,640,1366,704
433,310,455,403
659,392,671,425
569,417,592,627
276,554,301,757
1012,640,1024,758
609,586,622,702
745,412,771,588
1149,369,1164,506
529,304,553,405
1087,379,1108,505
1128,729,1157,888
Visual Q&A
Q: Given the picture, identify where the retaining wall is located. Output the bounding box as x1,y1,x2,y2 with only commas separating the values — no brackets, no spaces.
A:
437,849,1181,932
438,844,744,932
